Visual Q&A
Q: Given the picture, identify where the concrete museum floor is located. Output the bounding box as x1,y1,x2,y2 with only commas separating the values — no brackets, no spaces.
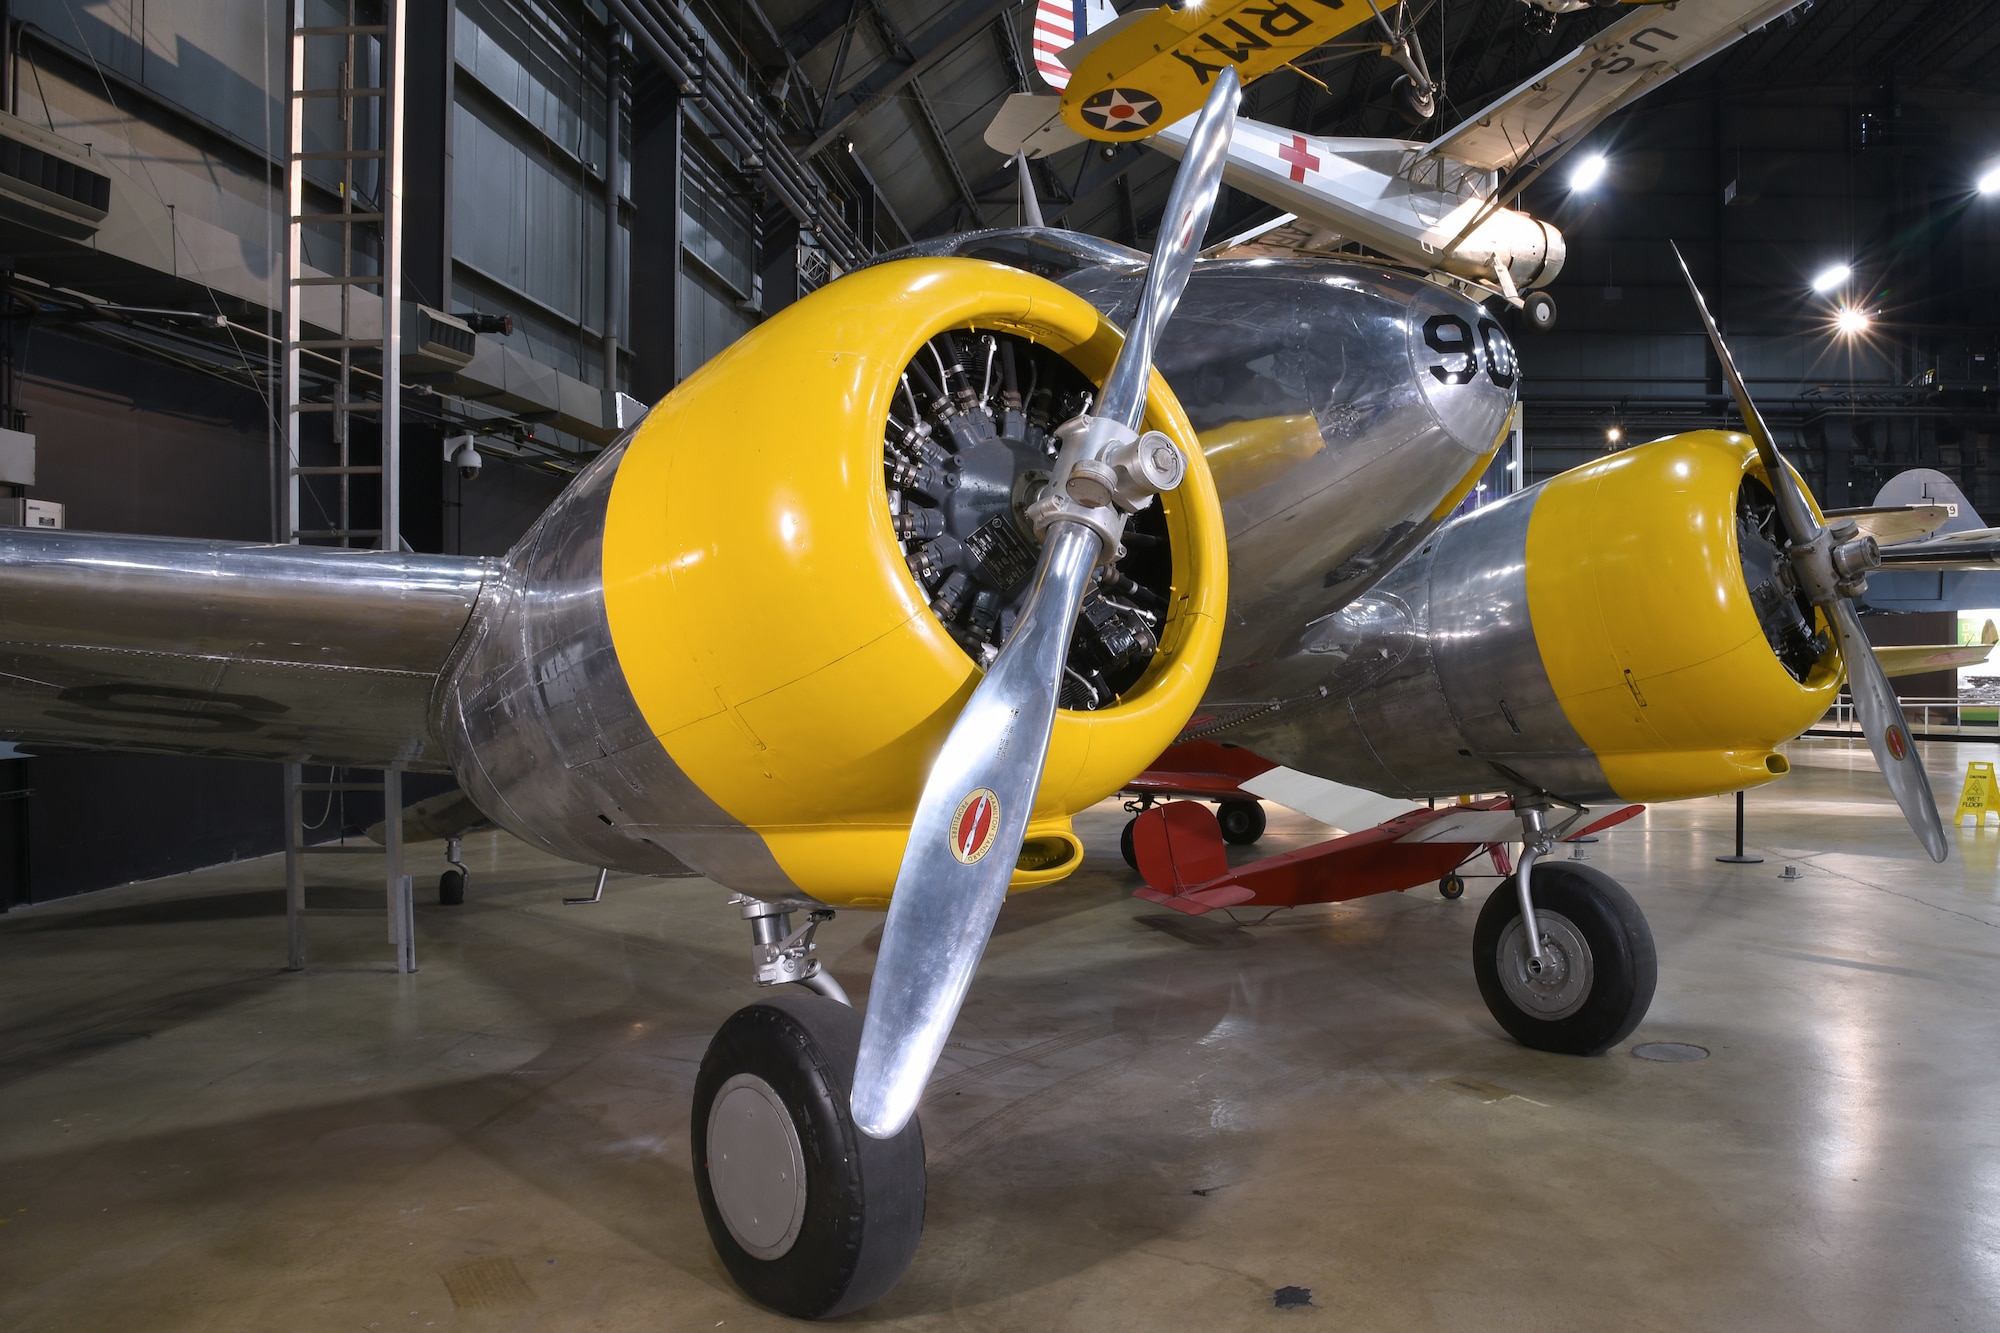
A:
1,735,1996,1330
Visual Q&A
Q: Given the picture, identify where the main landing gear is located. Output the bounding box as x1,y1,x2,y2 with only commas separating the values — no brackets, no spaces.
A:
693,898,925,1319
1120,796,1265,869
439,836,468,905
1472,806,1656,1055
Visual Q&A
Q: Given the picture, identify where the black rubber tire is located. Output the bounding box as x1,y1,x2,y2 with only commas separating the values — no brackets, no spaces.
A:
1120,818,1140,871
1216,799,1267,845
692,993,926,1320
1472,862,1656,1056
438,868,465,906
1392,74,1435,125
1524,290,1558,332
1438,872,1466,901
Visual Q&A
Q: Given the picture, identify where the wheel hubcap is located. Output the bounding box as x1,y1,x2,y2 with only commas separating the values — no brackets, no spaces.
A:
707,1073,808,1260
1496,909,1593,1020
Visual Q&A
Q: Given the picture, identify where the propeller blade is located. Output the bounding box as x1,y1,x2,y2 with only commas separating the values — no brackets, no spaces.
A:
1826,598,1948,862
1668,242,1822,548
1875,529,2000,570
1014,151,1045,228
851,68,1242,1141
1670,242,1948,864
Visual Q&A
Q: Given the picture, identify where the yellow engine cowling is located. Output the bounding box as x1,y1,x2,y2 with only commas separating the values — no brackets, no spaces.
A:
1524,430,1840,800
598,258,1227,907
1260,430,1838,804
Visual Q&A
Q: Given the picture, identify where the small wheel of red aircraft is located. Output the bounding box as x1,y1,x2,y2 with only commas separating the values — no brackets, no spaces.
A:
692,992,926,1320
1471,862,1656,1056
1215,799,1266,845
1119,818,1140,871
1438,872,1466,900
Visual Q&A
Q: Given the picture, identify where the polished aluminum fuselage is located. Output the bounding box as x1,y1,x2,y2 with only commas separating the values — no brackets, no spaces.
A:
0,250,1518,882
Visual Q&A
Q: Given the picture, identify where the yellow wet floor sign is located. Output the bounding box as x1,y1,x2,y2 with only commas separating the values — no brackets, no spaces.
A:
1954,761,1999,826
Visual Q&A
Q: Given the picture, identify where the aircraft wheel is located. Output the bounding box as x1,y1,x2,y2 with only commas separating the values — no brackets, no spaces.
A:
1120,818,1140,871
1215,799,1266,845
438,868,466,906
1524,290,1558,332
1392,74,1434,125
1438,872,1466,900
1472,862,1656,1056
693,992,925,1320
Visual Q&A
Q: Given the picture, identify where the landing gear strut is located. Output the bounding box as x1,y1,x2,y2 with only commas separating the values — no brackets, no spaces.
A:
439,836,467,906
1119,794,1156,870
695,900,922,1317
735,895,849,1005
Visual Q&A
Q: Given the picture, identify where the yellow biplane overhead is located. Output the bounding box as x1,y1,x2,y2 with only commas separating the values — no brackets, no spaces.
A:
1054,1,1375,140
1050,0,1679,141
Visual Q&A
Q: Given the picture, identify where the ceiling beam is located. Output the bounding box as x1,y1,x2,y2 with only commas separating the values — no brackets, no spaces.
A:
803,0,1017,157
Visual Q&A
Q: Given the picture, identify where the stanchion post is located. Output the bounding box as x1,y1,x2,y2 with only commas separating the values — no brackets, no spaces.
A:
1717,789,1764,864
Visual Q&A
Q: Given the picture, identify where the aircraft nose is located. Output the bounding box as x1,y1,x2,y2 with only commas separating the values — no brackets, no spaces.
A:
1407,290,1519,462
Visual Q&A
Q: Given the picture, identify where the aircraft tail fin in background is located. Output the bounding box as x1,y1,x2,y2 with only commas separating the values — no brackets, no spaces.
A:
1873,468,1989,537
1031,0,1120,90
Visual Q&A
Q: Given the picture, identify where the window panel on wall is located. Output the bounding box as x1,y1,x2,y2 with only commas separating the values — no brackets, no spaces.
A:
455,0,605,172
17,0,289,150
451,97,605,379
681,152,757,302
680,267,754,380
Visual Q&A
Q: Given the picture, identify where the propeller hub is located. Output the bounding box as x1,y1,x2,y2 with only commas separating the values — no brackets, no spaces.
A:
1031,416,1188,563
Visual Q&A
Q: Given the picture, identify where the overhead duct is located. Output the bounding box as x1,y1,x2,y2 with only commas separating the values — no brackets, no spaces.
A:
402,305,478,375
0,114,110,239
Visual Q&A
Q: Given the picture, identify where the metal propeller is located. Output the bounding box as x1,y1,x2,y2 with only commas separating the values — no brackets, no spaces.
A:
851,70,1242,1140
1670,243,1947,863
1014,150,1045,229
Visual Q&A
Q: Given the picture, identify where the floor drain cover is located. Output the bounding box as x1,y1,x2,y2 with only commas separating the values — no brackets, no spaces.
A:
1633,1042,1709,1062
1272,1286,1314,1309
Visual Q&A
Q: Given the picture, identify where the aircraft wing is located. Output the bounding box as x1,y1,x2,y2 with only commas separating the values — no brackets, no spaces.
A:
1427,0,1811,172
0,529,492,769
1871,643,1996,679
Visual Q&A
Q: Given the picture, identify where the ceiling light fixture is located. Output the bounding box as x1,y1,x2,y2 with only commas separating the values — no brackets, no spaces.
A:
1570,153,1608,191
1835,307,1871,336
1810,263,1850,293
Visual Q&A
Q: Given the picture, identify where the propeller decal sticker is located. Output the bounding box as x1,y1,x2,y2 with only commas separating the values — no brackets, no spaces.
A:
1886,725,1908,762
949,788,1001,864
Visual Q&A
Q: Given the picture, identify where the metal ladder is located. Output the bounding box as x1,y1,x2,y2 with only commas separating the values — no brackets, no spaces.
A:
280,0,411,973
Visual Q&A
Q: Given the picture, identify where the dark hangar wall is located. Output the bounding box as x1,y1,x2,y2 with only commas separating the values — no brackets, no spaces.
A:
1513,79,2000,515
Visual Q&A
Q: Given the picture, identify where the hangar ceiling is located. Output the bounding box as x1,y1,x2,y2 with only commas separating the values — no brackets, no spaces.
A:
692,0,2000,254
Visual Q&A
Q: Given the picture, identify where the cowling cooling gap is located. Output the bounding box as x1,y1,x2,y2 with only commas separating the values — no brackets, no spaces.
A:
1737,474,1830,682
883,329,1175,710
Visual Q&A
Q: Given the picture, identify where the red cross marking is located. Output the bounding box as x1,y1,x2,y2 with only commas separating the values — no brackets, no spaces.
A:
1277,133,1320,184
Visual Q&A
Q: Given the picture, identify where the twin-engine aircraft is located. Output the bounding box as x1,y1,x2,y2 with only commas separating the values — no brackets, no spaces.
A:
0,68,1974,1320
994,0,1814,328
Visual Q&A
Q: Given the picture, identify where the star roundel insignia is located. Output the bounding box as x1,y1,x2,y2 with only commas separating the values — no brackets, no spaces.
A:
948,788,1001,865
1080,87,1162,133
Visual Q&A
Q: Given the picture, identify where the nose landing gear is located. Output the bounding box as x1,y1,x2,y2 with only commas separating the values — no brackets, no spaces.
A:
693,899,927,1318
